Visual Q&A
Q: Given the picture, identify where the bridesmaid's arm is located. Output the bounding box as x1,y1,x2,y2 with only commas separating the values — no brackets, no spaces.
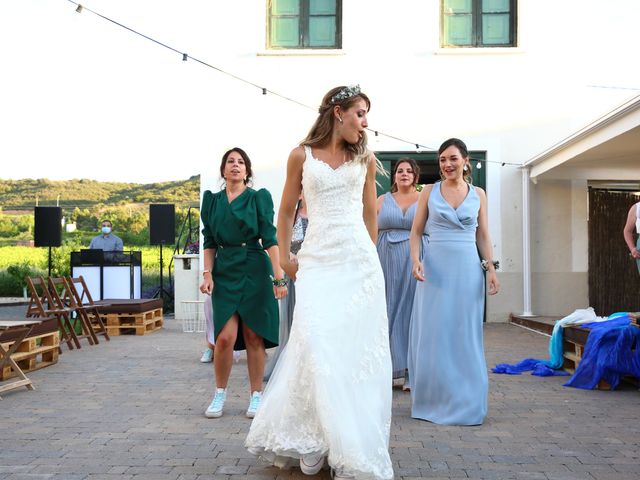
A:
199,247,216,295
624,204,640,258
475,187,500,295
265,244,287,299
410,184,432,282
362,154,379,243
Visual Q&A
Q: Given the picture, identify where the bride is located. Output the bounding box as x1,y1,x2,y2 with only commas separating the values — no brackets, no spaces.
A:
245,85,394,480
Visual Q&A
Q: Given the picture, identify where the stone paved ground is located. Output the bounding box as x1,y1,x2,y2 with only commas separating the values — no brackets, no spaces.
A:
1,310,639,480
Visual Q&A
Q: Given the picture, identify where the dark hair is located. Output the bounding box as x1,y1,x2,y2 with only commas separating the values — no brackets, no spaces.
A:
219,147,253,186
390,157,420,193
100,219,112,227
438,138,472,183
302,86,371,163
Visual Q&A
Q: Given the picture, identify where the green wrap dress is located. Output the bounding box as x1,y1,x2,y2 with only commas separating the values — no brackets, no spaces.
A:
200,188,279,350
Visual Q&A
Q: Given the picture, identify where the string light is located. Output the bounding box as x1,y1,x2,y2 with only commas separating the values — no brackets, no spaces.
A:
64,0,519,167
476,161,482,169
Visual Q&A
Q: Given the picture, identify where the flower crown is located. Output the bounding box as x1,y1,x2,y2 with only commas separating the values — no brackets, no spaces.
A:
330,84,361,104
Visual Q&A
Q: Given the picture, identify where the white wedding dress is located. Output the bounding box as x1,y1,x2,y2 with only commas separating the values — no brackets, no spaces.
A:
245,146,393,480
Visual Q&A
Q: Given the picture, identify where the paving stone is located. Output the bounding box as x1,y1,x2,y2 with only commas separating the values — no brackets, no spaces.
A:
0,319,638,478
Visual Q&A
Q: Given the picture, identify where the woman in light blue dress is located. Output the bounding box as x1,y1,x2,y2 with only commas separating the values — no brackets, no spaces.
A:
408,138,499,426
376,158,425,387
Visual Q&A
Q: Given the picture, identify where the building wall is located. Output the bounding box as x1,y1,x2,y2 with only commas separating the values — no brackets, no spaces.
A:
194,0,640,321
530,180,589,315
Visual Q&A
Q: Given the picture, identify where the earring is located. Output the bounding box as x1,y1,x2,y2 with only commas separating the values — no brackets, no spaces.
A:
338,117,343,124
463,164,468,172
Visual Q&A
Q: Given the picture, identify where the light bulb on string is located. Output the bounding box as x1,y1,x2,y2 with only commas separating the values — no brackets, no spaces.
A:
476,161,482,169
182,53,188,61
415,143,422,154
371,130,380,147
262,88,267,95
75,4,83,13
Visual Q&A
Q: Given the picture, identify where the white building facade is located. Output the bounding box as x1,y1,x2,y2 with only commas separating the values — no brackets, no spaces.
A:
191,0,640,321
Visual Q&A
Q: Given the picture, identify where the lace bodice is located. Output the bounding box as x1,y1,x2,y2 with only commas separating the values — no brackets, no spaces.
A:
298,146,375,267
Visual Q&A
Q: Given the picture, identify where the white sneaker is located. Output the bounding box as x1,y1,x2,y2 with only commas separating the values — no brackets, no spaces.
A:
246,391,262,418
205,388,226,418
300,452,325,475
200,348,213,363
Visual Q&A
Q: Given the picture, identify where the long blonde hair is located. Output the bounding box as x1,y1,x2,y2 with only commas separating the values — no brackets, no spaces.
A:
302,86,371,164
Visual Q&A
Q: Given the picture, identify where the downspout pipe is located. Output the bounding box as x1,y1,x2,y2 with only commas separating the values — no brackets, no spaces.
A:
521,166,533,316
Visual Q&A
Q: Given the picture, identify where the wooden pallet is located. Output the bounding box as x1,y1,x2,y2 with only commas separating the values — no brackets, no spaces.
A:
104,308,163,336
1,330,60,381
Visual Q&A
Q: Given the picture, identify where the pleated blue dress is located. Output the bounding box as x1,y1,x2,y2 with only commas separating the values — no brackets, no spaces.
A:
376,193,425,379
408,181,487,426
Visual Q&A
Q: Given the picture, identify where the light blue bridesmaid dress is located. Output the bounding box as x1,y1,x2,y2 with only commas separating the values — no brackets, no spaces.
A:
408,181,487,426
376,192,425,379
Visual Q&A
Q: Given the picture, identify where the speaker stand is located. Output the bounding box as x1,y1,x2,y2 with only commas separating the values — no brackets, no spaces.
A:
47,246,53,278
153,244,172,302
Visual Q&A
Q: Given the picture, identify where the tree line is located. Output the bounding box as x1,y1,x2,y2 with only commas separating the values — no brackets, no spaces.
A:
0,175,201,208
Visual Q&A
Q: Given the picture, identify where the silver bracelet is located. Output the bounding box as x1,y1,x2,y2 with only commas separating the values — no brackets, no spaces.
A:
481,259,500,271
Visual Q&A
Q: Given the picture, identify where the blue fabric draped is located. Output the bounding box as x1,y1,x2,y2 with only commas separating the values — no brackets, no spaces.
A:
564,313,640,390
492,312,583,376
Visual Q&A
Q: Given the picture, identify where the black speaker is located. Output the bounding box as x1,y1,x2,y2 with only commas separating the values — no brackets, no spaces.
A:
149,204,175,245
34,206,62,247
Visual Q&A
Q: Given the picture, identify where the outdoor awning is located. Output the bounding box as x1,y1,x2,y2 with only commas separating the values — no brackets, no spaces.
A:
524,94,640,182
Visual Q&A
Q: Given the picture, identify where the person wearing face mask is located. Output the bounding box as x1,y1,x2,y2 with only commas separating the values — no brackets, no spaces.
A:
89,220,123,251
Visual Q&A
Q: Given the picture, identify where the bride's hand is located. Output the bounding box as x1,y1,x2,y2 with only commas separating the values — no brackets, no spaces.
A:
281,259,298,281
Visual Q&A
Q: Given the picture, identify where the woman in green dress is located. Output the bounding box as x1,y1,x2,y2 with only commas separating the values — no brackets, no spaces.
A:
199,147,287,419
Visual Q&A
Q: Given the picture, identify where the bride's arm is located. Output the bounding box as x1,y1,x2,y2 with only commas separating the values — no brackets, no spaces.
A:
362,153,378,244
277,146,304,279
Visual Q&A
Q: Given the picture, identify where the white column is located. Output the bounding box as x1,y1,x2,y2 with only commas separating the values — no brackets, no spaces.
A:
521,166,533,316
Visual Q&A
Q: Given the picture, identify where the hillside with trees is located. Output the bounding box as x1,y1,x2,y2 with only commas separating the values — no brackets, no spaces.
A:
0,175,200,209
0,176,202,297
0,176,201,247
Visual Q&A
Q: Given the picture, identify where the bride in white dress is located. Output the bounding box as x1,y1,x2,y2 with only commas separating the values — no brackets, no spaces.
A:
245,85,394,480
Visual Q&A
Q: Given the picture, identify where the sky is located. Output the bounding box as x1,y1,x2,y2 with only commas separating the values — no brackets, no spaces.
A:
2,1,640,186
1,0,254,184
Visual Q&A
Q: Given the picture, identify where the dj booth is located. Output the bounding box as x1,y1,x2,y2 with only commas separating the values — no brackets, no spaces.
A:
70,250,142,300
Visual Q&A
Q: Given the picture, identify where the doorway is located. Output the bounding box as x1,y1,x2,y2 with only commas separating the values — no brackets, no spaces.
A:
588,187,640,315
375,151,487,196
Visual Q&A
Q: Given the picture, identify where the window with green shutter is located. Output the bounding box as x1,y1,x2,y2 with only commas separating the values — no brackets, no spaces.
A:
442,0,516,47
268,0,341,49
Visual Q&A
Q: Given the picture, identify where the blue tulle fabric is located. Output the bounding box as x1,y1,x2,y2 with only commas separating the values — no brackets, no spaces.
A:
493,312,640,388
564,313,640,390
492,358,570,376
492,313,580,376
